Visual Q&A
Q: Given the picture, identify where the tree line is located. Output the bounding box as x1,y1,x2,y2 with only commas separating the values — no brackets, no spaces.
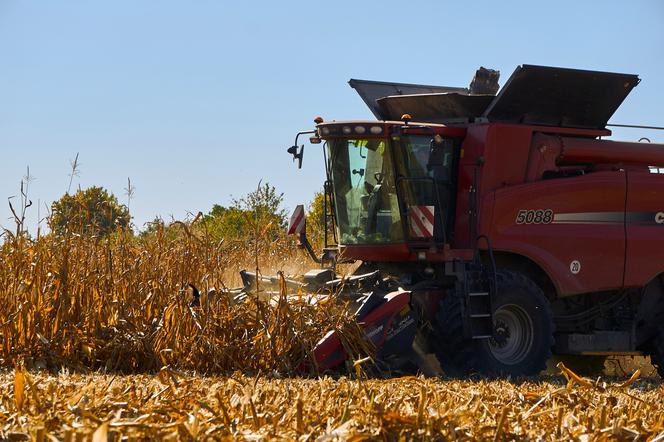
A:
46,183,324,241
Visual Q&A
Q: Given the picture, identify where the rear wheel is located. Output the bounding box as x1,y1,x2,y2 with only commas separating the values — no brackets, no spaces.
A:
647,327,664,379
553,355,607,376
434,270,554,376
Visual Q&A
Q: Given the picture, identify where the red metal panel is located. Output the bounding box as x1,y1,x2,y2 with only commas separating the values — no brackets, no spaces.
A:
455,123,539,249
339,244,414,262
484,124,536,187
338,243,474,263
625,170,664,286
559,138,664,166
490,171,626,296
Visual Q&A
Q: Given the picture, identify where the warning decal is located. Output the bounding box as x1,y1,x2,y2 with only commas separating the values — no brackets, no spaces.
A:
287,204,305,235
409,205,435,238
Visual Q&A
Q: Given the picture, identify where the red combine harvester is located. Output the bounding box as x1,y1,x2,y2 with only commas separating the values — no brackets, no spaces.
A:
248,65,664,377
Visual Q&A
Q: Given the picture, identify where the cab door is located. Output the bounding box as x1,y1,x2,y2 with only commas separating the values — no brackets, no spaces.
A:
394,134,459,245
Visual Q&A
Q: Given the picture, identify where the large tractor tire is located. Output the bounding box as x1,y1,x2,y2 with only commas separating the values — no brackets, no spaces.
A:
434,270,554,377
431,290,476,377
647,327,664,379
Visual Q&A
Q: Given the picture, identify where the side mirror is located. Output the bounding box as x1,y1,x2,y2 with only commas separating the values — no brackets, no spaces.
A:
287,145,304,169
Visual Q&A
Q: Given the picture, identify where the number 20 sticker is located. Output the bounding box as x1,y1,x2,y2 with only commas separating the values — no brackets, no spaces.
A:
570,260,581,275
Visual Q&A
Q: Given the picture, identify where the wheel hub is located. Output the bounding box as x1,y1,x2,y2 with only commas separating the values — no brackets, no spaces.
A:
488,304,534,366
492,320,511,347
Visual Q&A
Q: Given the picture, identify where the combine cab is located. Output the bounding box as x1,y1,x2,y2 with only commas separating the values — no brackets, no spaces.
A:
260,65,664,377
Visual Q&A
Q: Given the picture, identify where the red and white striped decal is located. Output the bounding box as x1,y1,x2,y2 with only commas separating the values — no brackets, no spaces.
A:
409,205,435,238
287,204,305,235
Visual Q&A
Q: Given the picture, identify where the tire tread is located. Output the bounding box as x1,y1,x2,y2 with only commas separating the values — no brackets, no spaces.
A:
433,269,554,377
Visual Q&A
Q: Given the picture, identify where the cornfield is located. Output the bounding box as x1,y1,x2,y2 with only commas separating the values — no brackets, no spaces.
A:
1,224,663,440
0,224,369,373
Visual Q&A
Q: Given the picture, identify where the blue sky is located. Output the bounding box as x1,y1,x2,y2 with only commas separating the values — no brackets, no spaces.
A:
1,1,663,233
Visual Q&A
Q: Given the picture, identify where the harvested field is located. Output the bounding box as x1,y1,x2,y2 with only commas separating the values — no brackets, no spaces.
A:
2,369,664,440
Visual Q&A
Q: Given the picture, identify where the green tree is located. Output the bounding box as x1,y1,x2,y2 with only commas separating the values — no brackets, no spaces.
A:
308,190,325,232
307,190,336,246
49,186,130,236
202,205,251,239
233,182,287,228
201,182,286,240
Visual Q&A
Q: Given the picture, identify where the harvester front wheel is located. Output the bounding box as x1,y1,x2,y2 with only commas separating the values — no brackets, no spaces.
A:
432,291,476,377
434,270,554,377
480,271,554,375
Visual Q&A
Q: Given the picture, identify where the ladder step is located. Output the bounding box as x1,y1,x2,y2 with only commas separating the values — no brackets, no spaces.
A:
464,265,494,340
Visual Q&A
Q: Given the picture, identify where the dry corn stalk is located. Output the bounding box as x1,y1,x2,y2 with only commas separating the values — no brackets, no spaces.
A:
0,226,367,374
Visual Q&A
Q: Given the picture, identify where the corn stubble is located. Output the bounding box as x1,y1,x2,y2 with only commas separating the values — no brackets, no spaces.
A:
1,228,663,440
3,370,664,440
